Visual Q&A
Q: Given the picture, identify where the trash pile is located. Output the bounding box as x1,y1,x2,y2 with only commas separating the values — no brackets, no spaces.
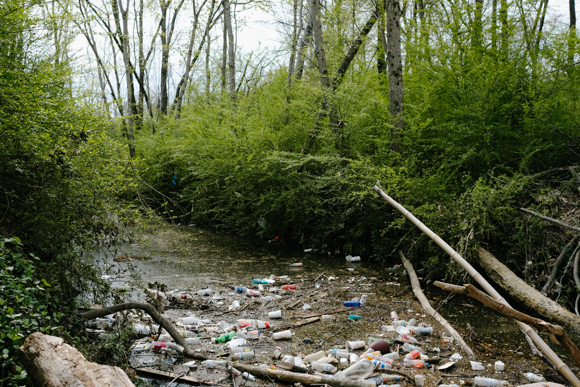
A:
89,258,551,386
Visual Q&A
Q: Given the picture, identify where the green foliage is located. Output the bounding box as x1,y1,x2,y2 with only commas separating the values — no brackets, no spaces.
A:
0,238,62,386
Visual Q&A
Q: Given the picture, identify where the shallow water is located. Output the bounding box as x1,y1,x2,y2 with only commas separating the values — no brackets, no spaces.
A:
87,223,579,386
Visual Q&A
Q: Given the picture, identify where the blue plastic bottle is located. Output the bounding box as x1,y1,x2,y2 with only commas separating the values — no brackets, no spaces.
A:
344,301,361,307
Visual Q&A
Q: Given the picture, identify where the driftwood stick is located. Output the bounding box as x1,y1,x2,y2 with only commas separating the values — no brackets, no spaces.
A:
230,363,374,387
568,166,580,184
298,308,348,318
434,282,580,368
76,302,206,360
399,252,475,358
542,237,579,294
373,185,580,387
520,207,580,233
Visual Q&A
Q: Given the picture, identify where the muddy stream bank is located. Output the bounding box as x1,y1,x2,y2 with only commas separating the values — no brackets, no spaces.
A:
87,224,579,386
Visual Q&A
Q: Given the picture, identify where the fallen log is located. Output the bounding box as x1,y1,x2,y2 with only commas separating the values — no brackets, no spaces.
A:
230,363,374,387
434,281,580,369
477,247,580,333
136,367,228,386
398,251,475,358
19,332,134,387
373,185,580,387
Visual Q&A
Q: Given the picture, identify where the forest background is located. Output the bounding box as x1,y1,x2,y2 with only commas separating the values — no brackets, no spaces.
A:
1,0,580,382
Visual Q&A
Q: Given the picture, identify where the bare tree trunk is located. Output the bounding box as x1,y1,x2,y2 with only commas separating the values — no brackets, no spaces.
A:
287,0,299,87
221,14,227,90
500,0,509,55
295,13,313,80
386,0,404,153
491,0,498,51
377,0,387,74
206,35,211,97
570,0,576,63
223,0,236,99
473,0,483,49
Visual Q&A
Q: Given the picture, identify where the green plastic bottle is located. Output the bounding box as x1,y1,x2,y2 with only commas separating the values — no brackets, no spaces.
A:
213,330,236,343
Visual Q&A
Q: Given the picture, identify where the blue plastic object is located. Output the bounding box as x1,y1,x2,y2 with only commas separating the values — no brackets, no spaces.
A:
343,301,361,307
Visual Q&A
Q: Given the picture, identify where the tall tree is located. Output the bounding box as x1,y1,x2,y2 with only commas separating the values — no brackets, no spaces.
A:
223,0,236,99
287,0,300,87
386,0,403,152
294,12,313,80
569,0,576,63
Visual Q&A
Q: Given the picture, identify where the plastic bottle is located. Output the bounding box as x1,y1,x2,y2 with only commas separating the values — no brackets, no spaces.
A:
342,359,374,380
202,360,228,369
185,337,201,346
304,350,326,363
360,294,367,304
365,375,401,386
344,301,361,307
407,318,417,327
322,315,336,320
415,375,425,387
523,373,546,382
237,319,252,328
402,343,422,353
392,320,407,327
130,343,149,352
395,325,410,335
346,340,365,350
197,288,212,296
473,377,509,386
178,330,198,338
133,324,151,336
246,330,261,339
258,284,265,292
312,363,337,373
315,356,337,364
252,320,270,329
213,331,236,343
390,311,399,320
349,353,360,364
382,352,400,360
290,263,303,266
346,255,361,262
229,300,240,311
283,284,297,290
235,286,248,293
272,330,292,340
231,347,253,354
261,296,273,302
370,360,392,370
326,349,350,359
400,334,420,344
403,359,428,368
253,278,269,284
411,327,433,336
404,350,421,360
183,324,199,332
234,351,255,360
246,289,261,296
150,341,184,353
229,366,256,381
182,316,202,325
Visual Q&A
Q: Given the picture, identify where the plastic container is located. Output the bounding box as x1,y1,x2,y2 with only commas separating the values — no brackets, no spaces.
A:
234,351,255,360
315,356,336,364
290,263,303,266
269,310,282,319
304,350,326,363
360,294,367,304
133,324,151,336
130,343,149,352
150,341,184,353
382,352,400,360
272,330,292,340
400,334,420,344
183,324,199,332
312,363,337,373
390,311,399,320
346,340,365,350
523,373,546,382
213,331,236,343
407,318,417,327
392,320,407,327
402,343,422,353
349,353,360,364
365,375,401,385
178,330,198,338
246,289,261,296
197,288,212,296
241,372,256,381
395,325,410,335
253,278,268,284
235,286,248,293
229,300,240,311
494,361,504,372
258,284,265,292
252,320,270,329
283,284,297,290
182,316,202,325
404,350,421,360
415,375,425,387
346,255,361,262
473,377,509,386
326,349,350,359
185,337,201,346
341,359,374,380
237,319,252,328
231,347,252,354
344,301,361,307
201,360,228,369
371,360,392,370
246,330,261,339
471,361,485,371
403,359,428,368
260,296,273,302
411,327,433,336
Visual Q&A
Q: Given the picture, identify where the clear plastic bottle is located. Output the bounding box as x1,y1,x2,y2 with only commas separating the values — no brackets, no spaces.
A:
246,329,261,339
390,311,399,320
403,359,428,368
346,340,365,350
150,341,184,353
304,350,326,363
365,375,400,386
185,337,201,346
393,320,407,327
407,318,417,327
523,373,546,382
242,372,256,381
290,263,303,266
326,349,350,359
234,351,255,360
197,288,212,296
237,319,253,328
182,316,202,325
382,352,400,360
246,289,261,296
202,360,228,369
272,330,292,340
231,347,253,354
473,377,509,386
400,334,420,344
178,330,198,338
315,356,337,364
252,320,270,329
415,375,425,387
411,327,433,336
371,359,392,370
342,359,374,380
312,363,337,373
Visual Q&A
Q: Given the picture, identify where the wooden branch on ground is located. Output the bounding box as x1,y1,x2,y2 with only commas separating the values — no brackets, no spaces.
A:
274,316,321,331
520,207,580,233
298,308,348,318
230,363,374,387
399,252,475,358
136,368,228,386
434,281,580,368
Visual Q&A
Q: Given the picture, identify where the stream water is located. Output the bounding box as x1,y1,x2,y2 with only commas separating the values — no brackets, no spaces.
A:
87,223,579,386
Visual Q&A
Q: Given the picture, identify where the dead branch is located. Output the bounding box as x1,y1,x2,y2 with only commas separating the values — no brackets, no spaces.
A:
520,207,580,233
399,251,475,358
542,236,579,294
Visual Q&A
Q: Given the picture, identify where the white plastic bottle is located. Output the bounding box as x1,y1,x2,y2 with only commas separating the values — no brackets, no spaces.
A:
273,330,292,340
234,351,255,360
382,352,400,360
197,288,212,296
342,359,374,380
523,373,546,382
312,363,337,373
473,377,509,386
315,356,337,364
326,349,349,359
304,351,327,362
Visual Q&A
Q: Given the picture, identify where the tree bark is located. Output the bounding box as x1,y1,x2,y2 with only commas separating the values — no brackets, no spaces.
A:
399,252,475,358
541,236,578,294
19,332,134,387
223,0,236,99
377,0,387,74
386,0,404,152
569,0,576,64
287,0,299,87
294,13,313,80
477,247,580,332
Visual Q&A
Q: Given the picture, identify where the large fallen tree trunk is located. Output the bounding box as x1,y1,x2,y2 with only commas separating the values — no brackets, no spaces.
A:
434,281,580,368
477,247,580,333
373,185,580,387
19,332,134,386
398,251,476,358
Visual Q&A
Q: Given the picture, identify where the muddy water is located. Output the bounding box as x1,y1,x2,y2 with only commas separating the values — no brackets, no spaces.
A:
88,224,579,386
